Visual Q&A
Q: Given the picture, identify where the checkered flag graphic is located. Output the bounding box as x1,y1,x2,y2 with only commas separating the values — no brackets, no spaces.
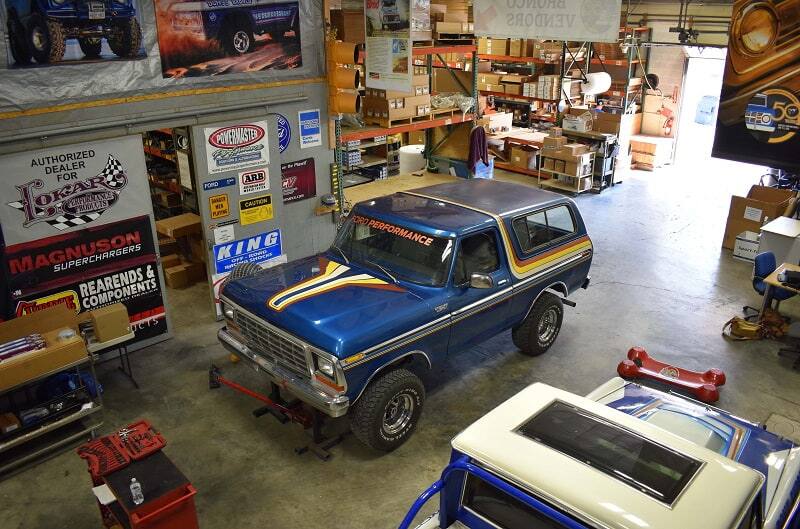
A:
99,154,126,189
7,154,125,231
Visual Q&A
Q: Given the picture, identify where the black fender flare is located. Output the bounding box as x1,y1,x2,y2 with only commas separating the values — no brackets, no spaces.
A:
518,281,569,325
350,350,432,405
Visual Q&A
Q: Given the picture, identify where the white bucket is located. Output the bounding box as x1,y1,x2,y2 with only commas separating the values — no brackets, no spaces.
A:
399,144,426,174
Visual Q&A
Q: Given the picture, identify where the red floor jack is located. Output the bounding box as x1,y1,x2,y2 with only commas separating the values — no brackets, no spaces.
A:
617,347,727,403
209,364,347,460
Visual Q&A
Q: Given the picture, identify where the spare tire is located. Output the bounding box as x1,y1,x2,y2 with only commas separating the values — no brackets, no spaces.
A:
220,262,263,292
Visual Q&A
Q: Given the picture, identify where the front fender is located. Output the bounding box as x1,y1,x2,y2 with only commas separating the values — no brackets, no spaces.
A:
344,350,432,404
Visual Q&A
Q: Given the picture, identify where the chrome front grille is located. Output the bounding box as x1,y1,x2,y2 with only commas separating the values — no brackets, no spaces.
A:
234,310,310,378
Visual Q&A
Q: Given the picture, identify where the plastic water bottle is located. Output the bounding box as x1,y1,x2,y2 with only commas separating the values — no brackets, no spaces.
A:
130,478,144,505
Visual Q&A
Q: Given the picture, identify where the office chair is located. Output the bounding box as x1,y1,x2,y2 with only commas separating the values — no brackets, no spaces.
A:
743,251,796,319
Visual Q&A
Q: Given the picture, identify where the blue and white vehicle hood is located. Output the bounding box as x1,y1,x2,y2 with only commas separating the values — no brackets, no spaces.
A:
221,254,433,358
589,378,800,529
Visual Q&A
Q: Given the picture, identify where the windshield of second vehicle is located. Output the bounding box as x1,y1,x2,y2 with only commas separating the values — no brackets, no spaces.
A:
333,213,454,286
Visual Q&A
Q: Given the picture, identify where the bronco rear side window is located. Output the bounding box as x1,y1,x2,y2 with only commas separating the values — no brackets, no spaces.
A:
512,205,575,253
517,401,702,505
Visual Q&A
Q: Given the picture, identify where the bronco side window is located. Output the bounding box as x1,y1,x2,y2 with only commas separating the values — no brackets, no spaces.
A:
512,205,576,253
454,231,500,285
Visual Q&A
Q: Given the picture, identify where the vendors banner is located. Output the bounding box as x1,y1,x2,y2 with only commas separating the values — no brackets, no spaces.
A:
472,0,622,42
0,135,152,246
365,0,412,92
3,215,168,346
712,0,800,170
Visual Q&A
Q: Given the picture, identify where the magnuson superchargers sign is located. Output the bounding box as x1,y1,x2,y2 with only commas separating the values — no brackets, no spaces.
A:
0,136,154,246
473,0,622,43
3,216,168,346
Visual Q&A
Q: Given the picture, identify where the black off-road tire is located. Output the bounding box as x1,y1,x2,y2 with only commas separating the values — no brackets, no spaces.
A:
219,261,262,295
350,368,425,452
108,17,142,58
221,18,255,55
27,14,65,64
512,292,564,356
79,37,102,58
7,13,31,64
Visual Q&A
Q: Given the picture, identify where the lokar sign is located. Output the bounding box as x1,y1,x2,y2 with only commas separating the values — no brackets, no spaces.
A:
4,215,168,347
204,121,270,175
0,136,152,246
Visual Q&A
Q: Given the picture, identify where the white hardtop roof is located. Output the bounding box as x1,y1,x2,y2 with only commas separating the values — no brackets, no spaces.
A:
451,382,764,529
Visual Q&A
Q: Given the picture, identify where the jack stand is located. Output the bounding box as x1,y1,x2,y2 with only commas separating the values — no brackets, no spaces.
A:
294,410,348,461
253,383,291,424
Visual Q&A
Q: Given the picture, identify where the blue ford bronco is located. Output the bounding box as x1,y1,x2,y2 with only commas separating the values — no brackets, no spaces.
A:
168,0,299,55
217,180,593,451
5,0,141,64
399,379,800,529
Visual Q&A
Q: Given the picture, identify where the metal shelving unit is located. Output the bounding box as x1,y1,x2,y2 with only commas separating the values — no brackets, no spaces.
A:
0,353,103,476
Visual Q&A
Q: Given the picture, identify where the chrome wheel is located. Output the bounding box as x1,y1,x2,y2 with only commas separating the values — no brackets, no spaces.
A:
232,30,250,53
383,393,414,435
31,27,46,52
538,307,558,343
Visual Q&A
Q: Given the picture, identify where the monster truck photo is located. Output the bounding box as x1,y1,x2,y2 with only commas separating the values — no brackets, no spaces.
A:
5,0,144,65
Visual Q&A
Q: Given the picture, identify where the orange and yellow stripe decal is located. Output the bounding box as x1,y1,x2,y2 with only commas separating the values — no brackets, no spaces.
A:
401,191,592,279
267,257,404,312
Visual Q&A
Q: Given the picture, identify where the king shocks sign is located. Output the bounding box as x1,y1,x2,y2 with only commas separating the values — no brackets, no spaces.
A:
4,215,168,347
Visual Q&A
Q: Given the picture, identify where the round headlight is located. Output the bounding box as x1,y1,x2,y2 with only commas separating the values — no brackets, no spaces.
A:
316,356,335,377
738,5,777,54
221,303,234,320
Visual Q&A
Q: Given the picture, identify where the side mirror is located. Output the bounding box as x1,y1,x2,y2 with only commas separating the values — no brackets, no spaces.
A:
470,273,493,289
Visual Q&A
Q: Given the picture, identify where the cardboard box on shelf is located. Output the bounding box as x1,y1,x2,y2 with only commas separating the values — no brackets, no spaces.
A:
430,3,446,21
433,68,474,95
479,73,503,85
510,145,533,169
165,264,191,289
564,161,579,175
503,84,522,95
562,110,593,132
722,185,797,250
330,9,365,44
408,130,426,145
543,158,555,170
436,21,469,33
0,304,85,393
508,38,523,56
488,38,508,55
543,135,568,150
156,213,201,239
161,254,181,269
554,160,566,173
89,303,130,343
443,11,467,22
561,143,590,156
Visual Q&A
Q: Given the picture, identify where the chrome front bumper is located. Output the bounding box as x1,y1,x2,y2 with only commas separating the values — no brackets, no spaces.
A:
217,328,350,418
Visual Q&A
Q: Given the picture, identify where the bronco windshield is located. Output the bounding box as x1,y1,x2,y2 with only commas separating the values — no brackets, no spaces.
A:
333,213,454,287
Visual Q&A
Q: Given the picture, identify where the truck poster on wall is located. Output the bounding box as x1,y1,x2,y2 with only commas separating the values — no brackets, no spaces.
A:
2,215,168,348
364,0,412,92
3,0,146,67
712,0,800,170
153,0,302,78
0,136,153,246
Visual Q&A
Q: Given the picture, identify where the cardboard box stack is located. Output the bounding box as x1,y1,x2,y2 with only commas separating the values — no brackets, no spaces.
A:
476,38,562,62
562,109,593,132
722,186,797,250
521,75,560,100
364,74,431,124
155,213,208,289
431,0,472,36
641,89,678,138
540,129,594,181
330,8,365,44
629,135,674,170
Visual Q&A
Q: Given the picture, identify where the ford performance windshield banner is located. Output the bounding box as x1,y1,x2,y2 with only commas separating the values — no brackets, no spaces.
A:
154,0,302,78
3,215,168,346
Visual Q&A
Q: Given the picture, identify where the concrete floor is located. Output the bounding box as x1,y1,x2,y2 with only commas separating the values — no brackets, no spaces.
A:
3,157,800,529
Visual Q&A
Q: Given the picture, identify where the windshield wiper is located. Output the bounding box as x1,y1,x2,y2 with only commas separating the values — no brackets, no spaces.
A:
365,259,398,284
330,244,349,264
